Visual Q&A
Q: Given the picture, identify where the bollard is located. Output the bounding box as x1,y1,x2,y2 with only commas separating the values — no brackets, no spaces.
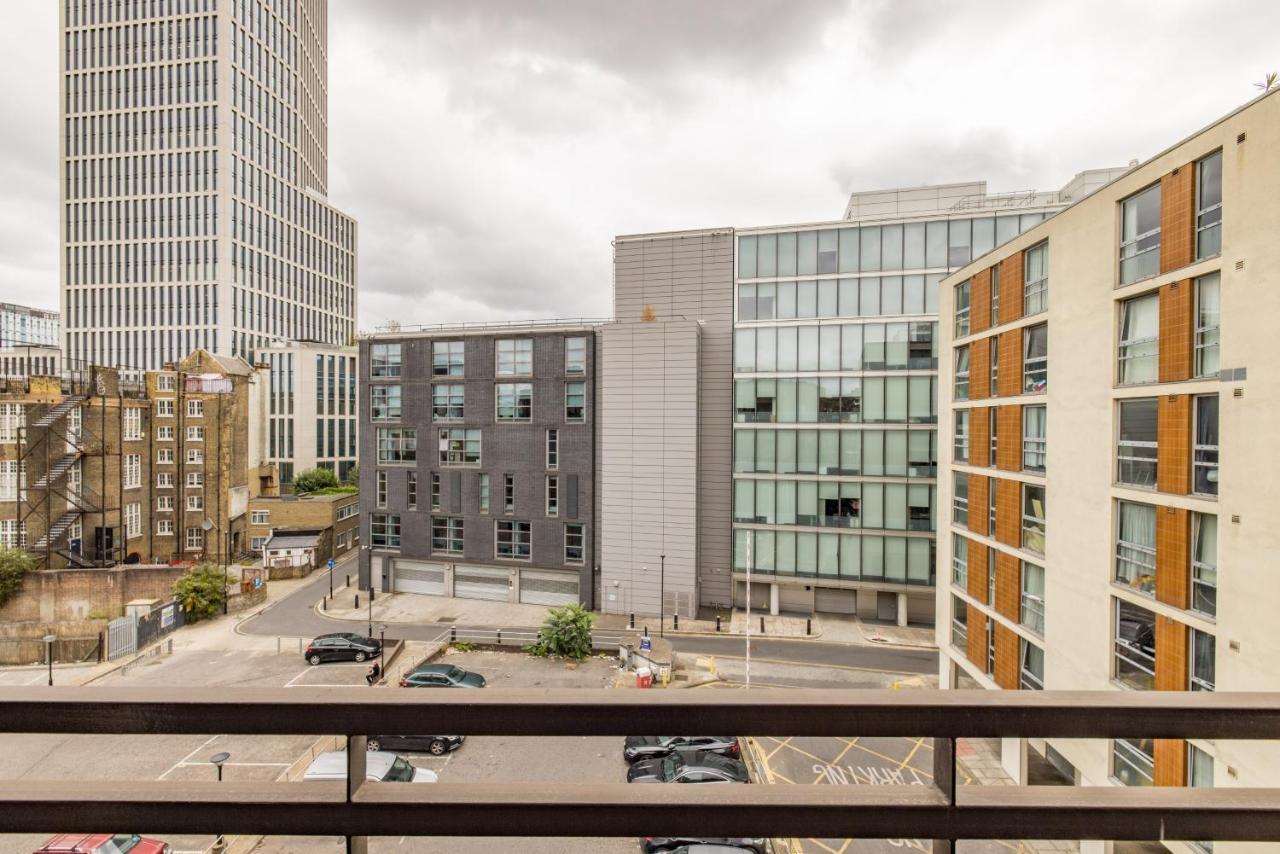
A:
629,613,635,630
806,618,811,635
716,615,721,632
760,616,765,634
451,625,457,643
709,656,716,675
277,637,281,654
644,626,648,637
346,573,351,588
496,629,502,645
298,637,304,653
673,614,679,631
354,593,359,609
322,597,327,612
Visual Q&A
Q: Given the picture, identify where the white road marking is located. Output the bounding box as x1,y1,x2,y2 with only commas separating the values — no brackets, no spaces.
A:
157,734,220,781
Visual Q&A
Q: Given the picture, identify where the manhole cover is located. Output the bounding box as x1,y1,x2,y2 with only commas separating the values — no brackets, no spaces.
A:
437,616,459,623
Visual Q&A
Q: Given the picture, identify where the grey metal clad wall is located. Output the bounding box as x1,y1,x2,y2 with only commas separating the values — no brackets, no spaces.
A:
613,230,734,608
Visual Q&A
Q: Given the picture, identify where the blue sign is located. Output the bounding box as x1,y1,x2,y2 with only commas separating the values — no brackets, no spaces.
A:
639,635,651,652
327,559,336,569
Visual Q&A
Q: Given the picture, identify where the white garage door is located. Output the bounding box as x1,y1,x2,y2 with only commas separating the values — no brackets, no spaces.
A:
815,587,857,614
519,570,580,607
454,565,511,601
393,560,447,596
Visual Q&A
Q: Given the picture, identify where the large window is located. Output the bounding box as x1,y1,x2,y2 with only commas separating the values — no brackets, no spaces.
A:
371,385,401,421
565,523,585,565
546,476,559,517
1020,561,1045,636
1120,184,1161,285
1024,242,1048,316
1020,638,1044,690
565,382,586,422
952,535,968,588
1193,395,1219,496
954,280,971,337
495,383,533,422
734,322,939,374
546,429,559,469
1023,324,1047,393
954,346,970,401
0,404,23,443
951,596,968,651
734,376,936,425
371,344,401,378
565,337,587,375
123,454,141,489
1022,405,1045,472
1113,738,1154,786
185,526,204,552
1116,398,1157,487
407,472,417,510
1194,273,1220,378
734,428,938,478
431,517,464,554
1114,598,1155,690
1191,629,1216,692
1118,293,1159,384
431,384,464,421
504,474,515,513
1021,484,1045,554
989,336,999,393
497,339,533,376
376,428,417,464
1192,512,1217,618
496,519,532,560
439,428,480,466
376,471,387,508
431,473,441,510
1115,500,1156,595
1195,150,1222,260
733,478,934,533
953,410,969,463
733,529,934,585
479,474,490,514
432,341,464,376
371,514,401,549
953,474,969,526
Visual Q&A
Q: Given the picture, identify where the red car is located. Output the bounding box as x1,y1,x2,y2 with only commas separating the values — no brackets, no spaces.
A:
33,834,170,854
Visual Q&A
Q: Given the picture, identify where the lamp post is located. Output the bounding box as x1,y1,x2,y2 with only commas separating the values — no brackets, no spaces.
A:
378,623,387,665
659,554,666,638
201,518,228,615
210,751,230,782
368,592,374,639
43,634,56,687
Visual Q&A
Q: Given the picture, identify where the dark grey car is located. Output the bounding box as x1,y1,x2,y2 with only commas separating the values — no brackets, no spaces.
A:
366,735,465,756
626,752,750,784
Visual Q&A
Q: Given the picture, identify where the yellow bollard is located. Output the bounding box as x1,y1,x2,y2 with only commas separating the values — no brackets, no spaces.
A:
709,656,716,675
662,668,670,688
893,681,900,689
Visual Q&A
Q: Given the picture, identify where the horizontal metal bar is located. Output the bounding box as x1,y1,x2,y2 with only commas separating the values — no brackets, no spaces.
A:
2,688,1279,739
2,782,1279,841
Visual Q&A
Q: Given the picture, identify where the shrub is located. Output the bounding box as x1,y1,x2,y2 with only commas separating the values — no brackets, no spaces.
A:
527,603,594,660
173,562,227,623
0,548,35,609
292,467,339,494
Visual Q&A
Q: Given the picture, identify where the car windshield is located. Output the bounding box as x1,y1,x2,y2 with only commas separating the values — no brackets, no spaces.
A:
384,756,416,782
446,666,464,681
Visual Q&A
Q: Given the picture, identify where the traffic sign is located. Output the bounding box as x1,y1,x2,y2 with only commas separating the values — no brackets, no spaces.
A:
327,559,336,569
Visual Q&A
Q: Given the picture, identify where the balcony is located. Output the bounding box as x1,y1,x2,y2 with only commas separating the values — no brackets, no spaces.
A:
1,689,1279,851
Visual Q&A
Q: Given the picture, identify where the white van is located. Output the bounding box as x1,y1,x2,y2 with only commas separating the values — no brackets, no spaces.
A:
303,750,438,783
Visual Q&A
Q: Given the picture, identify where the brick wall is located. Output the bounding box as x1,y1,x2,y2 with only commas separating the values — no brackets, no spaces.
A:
967,608,988,670
967,474,990,537
994,550,1020,621
994,477,1020,548
969,408,990,469
993,622,1019,689
0,565,187,623
971,268,992,335
996,405,1022,471
970,342,991,400
1155,506,1190,609
1157,394,1191,494
1160,164,1195,274
997,252,1024,327
1158,280,1193,382
967,539,989,604
997,329,1021,398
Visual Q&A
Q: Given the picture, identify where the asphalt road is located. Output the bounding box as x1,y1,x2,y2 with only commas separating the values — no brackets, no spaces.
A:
239,561,937,676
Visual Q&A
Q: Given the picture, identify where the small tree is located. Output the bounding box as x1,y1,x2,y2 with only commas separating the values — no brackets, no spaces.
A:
0,548,35,609
173,562,227,623
344,464,359,486
292,466,339,494
528,603,594,660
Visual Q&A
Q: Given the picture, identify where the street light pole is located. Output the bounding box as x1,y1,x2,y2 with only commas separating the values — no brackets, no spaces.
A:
368,592,374,639
745,535,752,690
224,529,232,615
43,634,56,687
659,554,665,638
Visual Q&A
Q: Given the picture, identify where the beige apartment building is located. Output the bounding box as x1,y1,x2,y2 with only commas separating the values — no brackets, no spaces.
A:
936,87,1280,854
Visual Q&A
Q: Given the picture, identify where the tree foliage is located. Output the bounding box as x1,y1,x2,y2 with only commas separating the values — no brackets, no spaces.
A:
292,466,339,494
173,562,227,623
344,464,359,485
0,548,35,609
528,603,594,660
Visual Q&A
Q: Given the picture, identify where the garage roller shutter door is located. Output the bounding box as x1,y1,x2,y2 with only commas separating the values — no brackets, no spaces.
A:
815,587,857,614
393,561,446,596
455,566,511,601
519,570,580,607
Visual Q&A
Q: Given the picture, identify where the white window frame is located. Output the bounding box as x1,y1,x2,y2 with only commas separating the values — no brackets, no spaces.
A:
186,494,204,511
430,341,463,377
565,382,587,422
157,448,174,464
123,453,141,489
1119,184,1162,285
437,428,479,466
952,534,968,589
429,384,462,421
125,502,141,540
1020,561,1045,636
371,343,403,378
156,495,174,512
1194,273,1220,378
1193,394,1219,497
157,425,175,441
546,475,559,517
122,407,142,441
1023,241,1048,316
187,399,204,417
1191,512,1217,618
1195,150,1222,261
431,516,465,554
546,429,559,470
156,472,175,488
157,519,174,536
156,374,177,392
250,510,269,525
954,346,970,401
186,426,204,442
496,338,533,376
495,383,533,422
185,526,204,551
1023,324,1048,393
1021,483,1045,554
565,336,588,375
1118,293,1159,385
1022,405,1046,472
186,448,204,465
953,410,969,464
187,472,204,488
954,280,971,337
495,518,532,560
155,399,174,418
1116,398,1158,488
564,522,585,565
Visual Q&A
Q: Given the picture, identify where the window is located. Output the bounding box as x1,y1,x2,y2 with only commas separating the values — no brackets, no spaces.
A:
546,476,559,517
430,473,440,510
157,374,176,392
251,536,267,551
187,399,203,417
546,429,559,469
496,383,533,421
1194,273,1220,378
186,426,204,442
438,428,480,466
990,268,1000,326
1020,561,1045,636
371,514,401,548
1022,324,1047,393
124,503,141,539
952,474,969,525
1115,500,1155,595
155,399,174,417
157,447,174,467
157,496,174,512
988,477,996,534
407,472,417,509
123,407,142,440
186,494,204,511
1114,598,1155,690
1191,629,1216,692
156,473,175,488
1195,150,1222,260
954,280,971,337
953,410,969,463
371,385,402,420
377,428,418,464
1193,395,1219,496
1021,484,1045,554
0,519,25,548
989,336,999,393
479,473,490,514
1113,737,1154,786
157,425,175,441
1116,399,1157,487
373,470,387,507
123,454,141,489
954,346,970,400
565,523,585,564
250,510,269,524
1119,184,1162,285
1192,513,1217,618
565,382,586,422
565,337,587,374
1118,294,1159,384
185,526,204,551
186,472,204,488
432,341,464,376
496,519,531,560
952,535,968,588
371,343,402,377
504,474,515,513
951,596,968,651
157,519,174,536
431,517,464,554
1020,638,1044,690
186,448,204,465
430,384,463,421
496,339,533,376
1024,242,1048,316
1022,405,1046,472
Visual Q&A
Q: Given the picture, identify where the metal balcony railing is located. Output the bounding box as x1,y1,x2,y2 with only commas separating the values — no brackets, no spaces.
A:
1,689,1279,853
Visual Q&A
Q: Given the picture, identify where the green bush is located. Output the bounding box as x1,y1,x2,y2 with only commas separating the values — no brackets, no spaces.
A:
344,464,359,485
527,603,594,660
173,562,227,623
0,548,35,609
292,467,340,494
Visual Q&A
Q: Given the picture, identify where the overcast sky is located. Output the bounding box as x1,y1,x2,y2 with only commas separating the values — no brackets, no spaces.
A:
1,1,1276,332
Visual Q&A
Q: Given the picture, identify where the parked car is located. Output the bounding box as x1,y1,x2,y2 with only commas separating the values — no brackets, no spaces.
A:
626,752,750,784
367,734,465,755
643,838,765,853
399,663,486,688
32,835,170,854
664,846,762,854
304,633,381,665
303,750,438,783
624,735,740,763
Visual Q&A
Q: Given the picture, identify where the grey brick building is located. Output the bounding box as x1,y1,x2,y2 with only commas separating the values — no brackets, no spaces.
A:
358,323,597,607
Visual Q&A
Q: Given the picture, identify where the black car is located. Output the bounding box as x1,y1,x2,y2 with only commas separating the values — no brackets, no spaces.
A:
366,734,465,756
626,752,750,784
643,838,765,853
624,736,740,764
304,633,382,665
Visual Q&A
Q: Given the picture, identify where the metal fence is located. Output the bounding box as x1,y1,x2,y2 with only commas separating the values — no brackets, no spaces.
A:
135,600,186,649
106,615,137,661
439,625,626,650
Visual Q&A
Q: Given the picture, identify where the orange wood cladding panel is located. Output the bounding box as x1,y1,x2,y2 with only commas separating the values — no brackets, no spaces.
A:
1155,615,1189,692
994,551,1020,621
993,623,1020,689
967,539,989,604
994,477,1021,548
996,404,1022,471
967,608,989,670
1156,506,1191,610
969,407,990,469
1157,395,1192,495
1160,164,1195,274
1154,738,1188,787
971,268,992,335
971,340,991,400
997,329,1021,398
997,252,1024,327
1159,280,1194,383
968,473,990,537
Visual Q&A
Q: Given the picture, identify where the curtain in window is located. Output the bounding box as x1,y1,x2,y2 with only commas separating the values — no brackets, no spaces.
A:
1120,296,1159,383
1118,501,1156,549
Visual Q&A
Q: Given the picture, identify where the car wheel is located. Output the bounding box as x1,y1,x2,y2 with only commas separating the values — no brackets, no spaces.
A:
354,651,367,662
308,654,321,666
429,739,447,756
367,739,380,752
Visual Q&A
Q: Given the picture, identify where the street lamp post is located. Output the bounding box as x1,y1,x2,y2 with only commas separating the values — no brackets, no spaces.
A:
659,554,666,638
201,518,229,615
379,623,387,665
367,593,374,639
43,634,56,687
210,751,230,853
